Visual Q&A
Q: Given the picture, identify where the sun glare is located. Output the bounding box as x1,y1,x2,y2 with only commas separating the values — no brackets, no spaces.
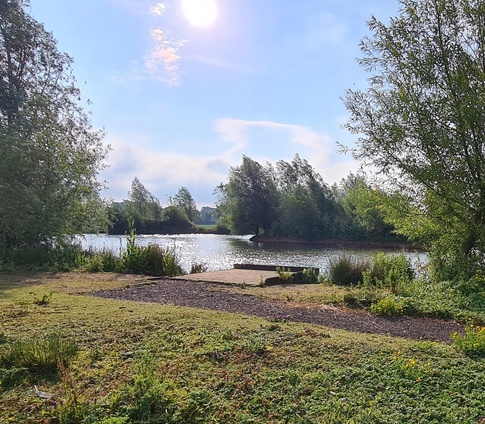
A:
182,0,217,27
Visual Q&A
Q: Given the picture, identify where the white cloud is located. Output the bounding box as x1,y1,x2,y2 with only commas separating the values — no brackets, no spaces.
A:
149,3,166,16
100,134,231,205
144,28,185,86
213,118,360,185
214,118,331,160
101,119,361,206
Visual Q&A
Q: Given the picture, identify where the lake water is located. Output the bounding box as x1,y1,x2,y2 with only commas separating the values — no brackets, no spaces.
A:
79,234,427,275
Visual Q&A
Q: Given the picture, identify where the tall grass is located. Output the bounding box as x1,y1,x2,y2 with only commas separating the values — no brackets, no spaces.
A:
120,228,182,276
328,254,371,286
0,331,78,375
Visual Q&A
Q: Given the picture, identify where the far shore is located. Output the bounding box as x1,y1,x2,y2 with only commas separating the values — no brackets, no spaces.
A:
249,235,424,251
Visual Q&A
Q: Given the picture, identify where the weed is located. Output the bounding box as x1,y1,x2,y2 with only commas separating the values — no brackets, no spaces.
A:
370,296,404,316
120,227,182,276
190,263,208,274
0,366,28,389
452,325,485,356
276,266,294,282
370,252,414,293
301,267,319,284
33,292,53,306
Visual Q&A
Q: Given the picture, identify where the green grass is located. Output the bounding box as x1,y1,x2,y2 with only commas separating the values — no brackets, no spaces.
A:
1,272,485,423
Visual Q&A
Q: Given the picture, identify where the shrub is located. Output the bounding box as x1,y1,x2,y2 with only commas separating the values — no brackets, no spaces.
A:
301,267,319,284
190,263,208,274
452,325,485,357
370,252,414,292
121,228,182,276
276,267,294,282
370,296,404,316
456,269,485,296
328,254,371,286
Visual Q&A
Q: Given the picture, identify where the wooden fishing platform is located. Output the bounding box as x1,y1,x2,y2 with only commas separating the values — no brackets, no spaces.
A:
172,264,319,286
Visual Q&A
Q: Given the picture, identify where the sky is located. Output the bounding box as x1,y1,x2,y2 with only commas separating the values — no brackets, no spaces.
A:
29,0,400,207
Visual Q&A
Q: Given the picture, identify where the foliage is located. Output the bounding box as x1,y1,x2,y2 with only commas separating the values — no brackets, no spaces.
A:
341,179,395,240
301,267,319,284
370,252,414,292
370,296,404,316
216,155,279,235
0,331,78,375
125,177,163,223
170,186,200,223
328,254,371,286
120,227,182,276
4,272,485,423
216,155,400,242
0,0,108,252
343,0,485,280
276,266,294,282
452,325,485,357
274,155,339,239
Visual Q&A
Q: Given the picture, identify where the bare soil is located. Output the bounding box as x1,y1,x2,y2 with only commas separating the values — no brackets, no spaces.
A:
91,279,464,344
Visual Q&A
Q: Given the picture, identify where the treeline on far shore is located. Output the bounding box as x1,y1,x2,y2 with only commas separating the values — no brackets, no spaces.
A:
107,157,413,247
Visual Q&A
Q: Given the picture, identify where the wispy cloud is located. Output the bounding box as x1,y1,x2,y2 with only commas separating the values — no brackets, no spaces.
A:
213,118,360,185
149,2,166,16
214,118,331,158
144,28,185,86
101,120,361,205
101,133,231,205
107,1,186,87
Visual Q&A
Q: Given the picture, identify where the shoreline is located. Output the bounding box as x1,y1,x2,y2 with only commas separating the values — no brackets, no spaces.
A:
249,235,424,251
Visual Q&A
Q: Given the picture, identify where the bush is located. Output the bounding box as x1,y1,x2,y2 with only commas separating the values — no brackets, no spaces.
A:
276,266,294,282
370,252,414,293
328,254,371,286
370,296,404,316
452,325,485,357
120,228,182,276
301,267,319,284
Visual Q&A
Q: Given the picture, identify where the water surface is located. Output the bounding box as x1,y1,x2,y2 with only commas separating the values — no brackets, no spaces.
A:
80,234,426,274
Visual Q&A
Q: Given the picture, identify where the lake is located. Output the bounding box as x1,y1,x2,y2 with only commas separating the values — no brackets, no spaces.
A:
79,233,427,275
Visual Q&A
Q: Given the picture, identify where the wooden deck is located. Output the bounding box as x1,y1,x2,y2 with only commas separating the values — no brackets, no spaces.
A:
171,264,319,286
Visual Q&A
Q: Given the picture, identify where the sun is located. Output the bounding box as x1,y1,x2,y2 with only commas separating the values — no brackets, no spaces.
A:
181,0,217,27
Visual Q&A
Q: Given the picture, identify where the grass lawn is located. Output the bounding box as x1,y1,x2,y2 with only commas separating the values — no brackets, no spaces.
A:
1,272,485,423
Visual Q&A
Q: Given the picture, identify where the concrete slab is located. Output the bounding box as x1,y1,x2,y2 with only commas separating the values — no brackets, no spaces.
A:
172,268,280,286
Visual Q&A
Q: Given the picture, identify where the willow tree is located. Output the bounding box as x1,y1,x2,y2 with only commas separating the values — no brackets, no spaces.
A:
344,0,485,280
0,0,108,249
217,156,278,235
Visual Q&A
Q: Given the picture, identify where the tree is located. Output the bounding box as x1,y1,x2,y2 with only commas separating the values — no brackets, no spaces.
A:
341,179,395,240
343,0,485,279
126,177,162,223
275,155,339,239
0,0,108,249
169,187,199,223
218,156,279,235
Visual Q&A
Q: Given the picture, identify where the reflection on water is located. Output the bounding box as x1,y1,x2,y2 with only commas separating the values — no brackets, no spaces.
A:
80,233,427,274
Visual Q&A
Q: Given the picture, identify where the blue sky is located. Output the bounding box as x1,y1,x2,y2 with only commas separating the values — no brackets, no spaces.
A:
29,0,399,207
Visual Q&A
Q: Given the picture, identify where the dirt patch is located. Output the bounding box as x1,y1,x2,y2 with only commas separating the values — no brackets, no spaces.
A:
91,279,463,344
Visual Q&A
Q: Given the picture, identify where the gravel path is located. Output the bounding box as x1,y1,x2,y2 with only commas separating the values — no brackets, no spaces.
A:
92,279,464,344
